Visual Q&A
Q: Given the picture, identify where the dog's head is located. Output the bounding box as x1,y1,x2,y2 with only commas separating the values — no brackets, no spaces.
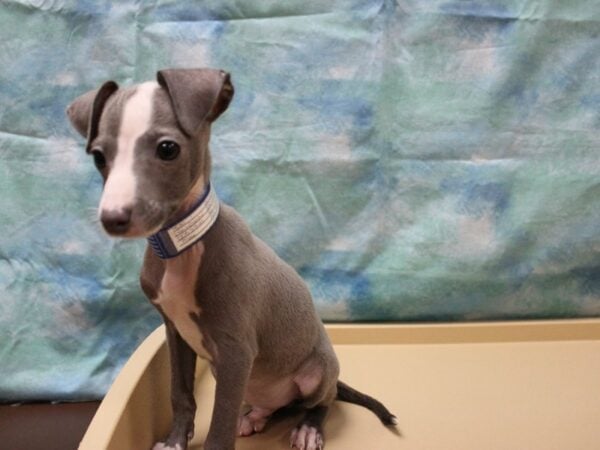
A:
67,68,234,237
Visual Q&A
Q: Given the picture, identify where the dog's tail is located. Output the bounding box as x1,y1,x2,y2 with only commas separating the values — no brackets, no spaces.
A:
336,380,398,426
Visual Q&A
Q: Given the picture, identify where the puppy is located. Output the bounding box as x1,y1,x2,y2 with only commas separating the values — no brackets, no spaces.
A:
67,68,396,450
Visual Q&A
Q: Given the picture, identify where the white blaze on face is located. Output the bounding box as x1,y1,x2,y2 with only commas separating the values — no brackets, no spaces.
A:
99,81,158,214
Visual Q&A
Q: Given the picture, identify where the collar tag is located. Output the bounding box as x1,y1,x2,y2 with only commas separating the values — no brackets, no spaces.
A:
147,183,220,259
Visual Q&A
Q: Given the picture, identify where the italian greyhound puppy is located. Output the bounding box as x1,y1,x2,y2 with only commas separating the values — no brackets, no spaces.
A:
67,68,396,450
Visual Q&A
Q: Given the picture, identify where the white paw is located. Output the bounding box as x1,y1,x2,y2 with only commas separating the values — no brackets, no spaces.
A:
152,443,183,450
290,424,324,450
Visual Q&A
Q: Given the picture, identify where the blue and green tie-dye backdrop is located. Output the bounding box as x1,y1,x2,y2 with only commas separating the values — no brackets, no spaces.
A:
0,0,598,401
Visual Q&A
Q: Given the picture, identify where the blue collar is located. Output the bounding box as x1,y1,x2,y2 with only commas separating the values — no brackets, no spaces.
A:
147,183,220,259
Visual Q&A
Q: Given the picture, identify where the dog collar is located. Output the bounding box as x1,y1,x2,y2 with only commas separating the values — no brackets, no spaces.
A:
147,183,220,259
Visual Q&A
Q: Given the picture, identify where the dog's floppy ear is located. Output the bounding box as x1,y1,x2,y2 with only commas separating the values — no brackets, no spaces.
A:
66,81,119,150
156,68,234,136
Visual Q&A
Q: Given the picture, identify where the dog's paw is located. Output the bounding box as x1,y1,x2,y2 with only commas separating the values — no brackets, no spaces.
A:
237,414,263,436
152,443,183,450
237,411,268,436
238,415,267,436
290,424,324,450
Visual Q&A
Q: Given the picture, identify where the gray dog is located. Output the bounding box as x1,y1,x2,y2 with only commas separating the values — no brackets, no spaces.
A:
67,68,396,450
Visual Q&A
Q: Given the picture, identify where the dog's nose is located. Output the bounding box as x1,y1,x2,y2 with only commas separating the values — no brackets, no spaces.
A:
100,208,132,235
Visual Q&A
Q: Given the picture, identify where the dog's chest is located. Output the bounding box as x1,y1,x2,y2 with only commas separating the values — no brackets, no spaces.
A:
153,243,212,360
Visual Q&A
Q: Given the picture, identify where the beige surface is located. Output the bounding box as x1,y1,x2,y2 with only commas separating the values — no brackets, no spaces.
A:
80,320,600,450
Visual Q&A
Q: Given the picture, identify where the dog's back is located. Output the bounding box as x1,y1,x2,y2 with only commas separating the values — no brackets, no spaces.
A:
196,203,339,383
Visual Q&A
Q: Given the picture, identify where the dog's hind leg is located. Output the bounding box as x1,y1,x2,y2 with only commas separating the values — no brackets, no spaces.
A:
290,405,328,450
153,320,197,450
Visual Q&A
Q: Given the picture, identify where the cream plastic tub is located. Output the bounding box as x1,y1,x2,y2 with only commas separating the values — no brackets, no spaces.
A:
80,320,600,450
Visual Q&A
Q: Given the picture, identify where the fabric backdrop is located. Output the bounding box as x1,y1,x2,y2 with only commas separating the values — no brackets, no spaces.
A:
0,0,598,401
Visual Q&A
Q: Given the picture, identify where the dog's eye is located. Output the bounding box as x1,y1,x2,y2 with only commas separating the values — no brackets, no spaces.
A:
157,141,180,161
91,150,106,170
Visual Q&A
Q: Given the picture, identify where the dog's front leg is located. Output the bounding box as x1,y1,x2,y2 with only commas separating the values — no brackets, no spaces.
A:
204,346,253,450
153,320,197,450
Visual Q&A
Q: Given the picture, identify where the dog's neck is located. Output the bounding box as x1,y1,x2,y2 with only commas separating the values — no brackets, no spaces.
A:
147,182,220,259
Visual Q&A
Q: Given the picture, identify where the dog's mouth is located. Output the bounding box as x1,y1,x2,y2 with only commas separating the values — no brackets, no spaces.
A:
100,217,152,239
100,200,179,239
102,222,152,239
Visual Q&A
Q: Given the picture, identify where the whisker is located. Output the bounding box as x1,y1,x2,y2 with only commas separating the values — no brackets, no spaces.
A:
85,207,101,224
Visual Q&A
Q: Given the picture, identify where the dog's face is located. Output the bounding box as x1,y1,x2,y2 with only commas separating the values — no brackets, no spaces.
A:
67,69,233,237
